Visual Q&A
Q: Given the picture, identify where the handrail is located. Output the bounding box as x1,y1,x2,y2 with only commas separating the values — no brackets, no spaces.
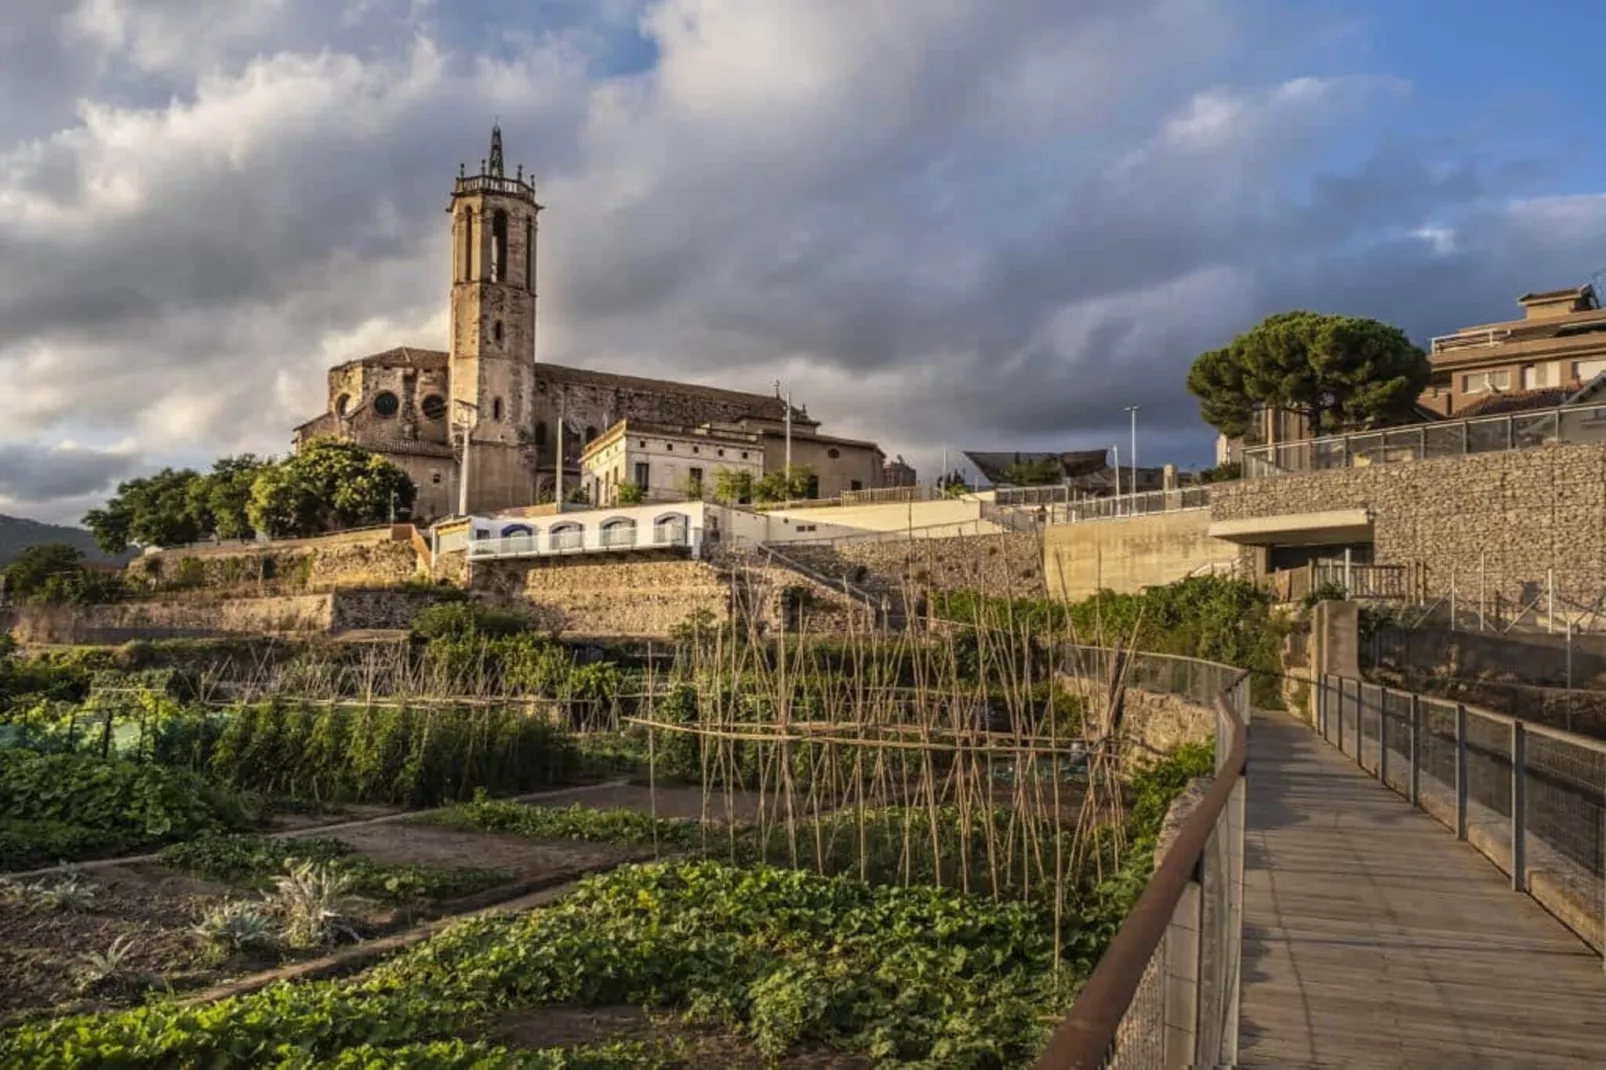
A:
1034,670,1249,1068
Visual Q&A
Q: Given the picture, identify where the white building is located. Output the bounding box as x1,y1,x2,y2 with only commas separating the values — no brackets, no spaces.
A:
580,419,765,506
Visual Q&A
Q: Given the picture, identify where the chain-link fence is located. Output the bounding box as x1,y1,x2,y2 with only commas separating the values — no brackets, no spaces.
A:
1035,651,1248,1069
1243,404,1606,478
1315,675,1605,958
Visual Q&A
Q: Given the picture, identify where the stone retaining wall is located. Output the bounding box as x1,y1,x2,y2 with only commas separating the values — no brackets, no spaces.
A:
1211,444,1606,613
472,558,734,637
130,530,424,597
781,532,1042,600
10,590,438,644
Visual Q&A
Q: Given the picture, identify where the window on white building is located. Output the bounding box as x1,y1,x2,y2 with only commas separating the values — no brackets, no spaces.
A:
1521,363,1558,390
1573,358,1606,384
634,462,650,487
1462,370,1510,394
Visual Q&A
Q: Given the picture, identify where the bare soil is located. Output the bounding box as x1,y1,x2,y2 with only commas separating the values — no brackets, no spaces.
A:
0,864,241,1019
0,818,653,1022
528,783,811,824
324,821,645,876
486,1004,872,1068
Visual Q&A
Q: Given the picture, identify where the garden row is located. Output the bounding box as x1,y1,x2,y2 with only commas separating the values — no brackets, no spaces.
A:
0,742,1211,1066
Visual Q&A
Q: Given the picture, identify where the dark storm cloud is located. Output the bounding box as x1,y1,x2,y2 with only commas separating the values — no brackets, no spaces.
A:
1,0,1604,500
0,444,136,503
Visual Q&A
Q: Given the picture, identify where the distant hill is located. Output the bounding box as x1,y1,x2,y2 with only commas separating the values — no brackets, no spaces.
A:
0,514,135,568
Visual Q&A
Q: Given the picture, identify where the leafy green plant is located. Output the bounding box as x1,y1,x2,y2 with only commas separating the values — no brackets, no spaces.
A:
193,900,281,964
425,796,700,849
272,860,359,950
0,860,1079,1067
1302,579,1349,608
0,750,251,871
75,934,140,994
158,833,506,903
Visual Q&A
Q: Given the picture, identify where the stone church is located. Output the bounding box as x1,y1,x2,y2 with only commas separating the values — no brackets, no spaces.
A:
293,126,887,522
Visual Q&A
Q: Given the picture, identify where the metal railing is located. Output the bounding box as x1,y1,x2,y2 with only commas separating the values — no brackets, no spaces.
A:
1315,675,1605,958
1310,560,1409,600
991,486,1212,524
1036,650,1249,1069
839,485,938,506
1242,403,1606,478
466,524,695,560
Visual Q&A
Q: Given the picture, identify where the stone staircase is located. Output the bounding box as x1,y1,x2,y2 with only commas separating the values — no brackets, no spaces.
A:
711,543,908,633
753,543,914,631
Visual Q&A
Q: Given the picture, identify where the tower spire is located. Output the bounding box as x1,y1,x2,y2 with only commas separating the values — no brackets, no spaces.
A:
488,121,504,178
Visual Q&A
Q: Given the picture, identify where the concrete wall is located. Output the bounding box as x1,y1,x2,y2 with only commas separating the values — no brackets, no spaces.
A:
1043,509,1238,600
11,590,438,644
759,498,991,542
1211,443,1606,615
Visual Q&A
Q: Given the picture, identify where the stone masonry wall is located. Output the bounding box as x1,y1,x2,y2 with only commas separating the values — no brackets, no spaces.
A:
784,533,1043,600
1211,444,1606,615
471,558,734,637
11,590,439,644
131,529,424,597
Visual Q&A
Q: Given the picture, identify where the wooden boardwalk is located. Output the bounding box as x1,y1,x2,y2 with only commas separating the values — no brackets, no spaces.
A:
1239,712,1606,1068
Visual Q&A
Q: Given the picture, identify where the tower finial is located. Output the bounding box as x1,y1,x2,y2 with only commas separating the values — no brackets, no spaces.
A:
489,122,504,178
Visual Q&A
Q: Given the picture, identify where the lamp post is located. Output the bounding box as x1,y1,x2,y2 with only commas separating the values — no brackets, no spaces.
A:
775,379,793,500
453,399,479,518
1123,405,1140,514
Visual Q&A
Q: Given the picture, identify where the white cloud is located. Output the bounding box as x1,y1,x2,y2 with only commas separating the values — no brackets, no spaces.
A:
0,0,1601,513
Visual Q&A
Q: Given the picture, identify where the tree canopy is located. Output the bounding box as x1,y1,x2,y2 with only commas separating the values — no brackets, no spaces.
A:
1187,310,1430,438
84,444,414,552
248,440,415,539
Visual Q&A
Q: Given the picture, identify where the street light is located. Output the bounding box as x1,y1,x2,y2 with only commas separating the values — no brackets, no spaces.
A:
1123,405,1140,514
453,399,479,518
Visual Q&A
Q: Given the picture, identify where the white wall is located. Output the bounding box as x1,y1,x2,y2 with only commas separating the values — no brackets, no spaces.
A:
584,428,763,505
761,498,986,540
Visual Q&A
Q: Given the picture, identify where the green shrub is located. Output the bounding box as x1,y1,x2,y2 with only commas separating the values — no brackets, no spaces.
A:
412,602,529,641
205,701,581,806
0,750,251,871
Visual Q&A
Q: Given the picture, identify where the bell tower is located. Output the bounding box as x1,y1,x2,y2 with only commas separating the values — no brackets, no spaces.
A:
448,123,543,513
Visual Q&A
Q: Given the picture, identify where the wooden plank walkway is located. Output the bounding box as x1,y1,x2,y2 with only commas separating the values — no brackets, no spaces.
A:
1239,711,1606,1068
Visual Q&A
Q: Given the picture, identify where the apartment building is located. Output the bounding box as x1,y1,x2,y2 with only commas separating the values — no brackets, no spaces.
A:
1422,285,1606,417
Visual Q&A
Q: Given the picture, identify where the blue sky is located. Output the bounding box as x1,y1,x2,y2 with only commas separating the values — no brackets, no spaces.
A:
2,0,1606,520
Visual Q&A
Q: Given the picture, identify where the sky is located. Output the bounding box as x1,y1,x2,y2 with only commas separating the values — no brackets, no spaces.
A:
4,0,1606,524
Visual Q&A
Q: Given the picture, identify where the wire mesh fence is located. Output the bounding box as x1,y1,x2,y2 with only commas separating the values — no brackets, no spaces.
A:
1315,675,1605,959
1035,658,1248,1069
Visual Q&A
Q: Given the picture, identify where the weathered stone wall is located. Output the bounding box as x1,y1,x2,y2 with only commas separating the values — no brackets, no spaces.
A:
131,528,425,597
11,590,438,644
471,558,734,637
1371,626,1606,690
781,533,1043,599
1211,444,1606,614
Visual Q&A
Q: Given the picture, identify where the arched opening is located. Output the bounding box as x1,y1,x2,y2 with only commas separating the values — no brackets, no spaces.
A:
584,425,598,444
420,394,446,420
653,512,690,546
525,218,534,290
600,518,638,548
534,421,549,448
493,320,504,344
491,209,508,283
334,393,351,416
549,521,583,551
461,208,474,281
492,397,504,421
373,391,399,418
